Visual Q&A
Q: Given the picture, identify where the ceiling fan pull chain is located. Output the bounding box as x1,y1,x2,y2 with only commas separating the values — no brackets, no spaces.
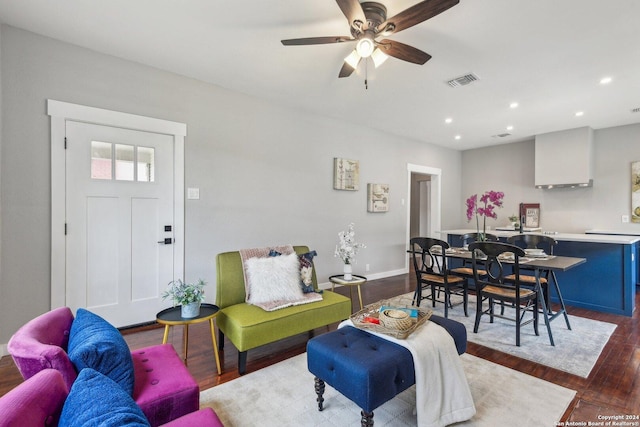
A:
365,59,368,90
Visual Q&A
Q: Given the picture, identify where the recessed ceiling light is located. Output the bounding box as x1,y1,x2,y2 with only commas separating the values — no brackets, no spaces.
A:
575,111,584,117
600,77,612,84
454,135,461,140
510,102,519,109
506,125,514,131
445,118,453,124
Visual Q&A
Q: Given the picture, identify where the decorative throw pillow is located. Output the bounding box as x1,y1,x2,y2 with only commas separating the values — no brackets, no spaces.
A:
59,368,150,427
67,309,135,396
298,250,318,293
268,249,282,257
245,252,304,304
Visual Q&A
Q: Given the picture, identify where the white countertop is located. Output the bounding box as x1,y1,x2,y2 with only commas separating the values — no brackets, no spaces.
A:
585,229,640,236
439,229,640,245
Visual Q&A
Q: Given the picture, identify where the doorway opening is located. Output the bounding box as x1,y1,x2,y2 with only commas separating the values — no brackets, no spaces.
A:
405,164,441,271
410,173,432,238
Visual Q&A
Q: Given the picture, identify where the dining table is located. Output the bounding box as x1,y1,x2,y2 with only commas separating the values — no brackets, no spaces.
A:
434,246,587,346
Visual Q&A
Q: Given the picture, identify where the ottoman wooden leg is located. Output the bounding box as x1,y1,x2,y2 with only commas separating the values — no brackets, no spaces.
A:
361,410,374,427
314,377,325,411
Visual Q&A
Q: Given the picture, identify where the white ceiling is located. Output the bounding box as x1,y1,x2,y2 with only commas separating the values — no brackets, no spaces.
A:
0,0,639,150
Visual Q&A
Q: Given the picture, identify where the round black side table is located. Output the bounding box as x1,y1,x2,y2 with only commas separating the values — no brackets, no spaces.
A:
156,303,221,375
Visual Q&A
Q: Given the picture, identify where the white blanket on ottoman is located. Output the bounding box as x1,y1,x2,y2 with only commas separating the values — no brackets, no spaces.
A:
339,319,476,427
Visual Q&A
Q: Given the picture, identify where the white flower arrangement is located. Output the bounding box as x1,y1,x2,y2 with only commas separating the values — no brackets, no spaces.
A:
334,223,366,265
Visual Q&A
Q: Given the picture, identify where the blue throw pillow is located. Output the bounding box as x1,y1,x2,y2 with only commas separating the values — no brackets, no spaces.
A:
68,309,135,396
60,368,150,427
298,250,318,293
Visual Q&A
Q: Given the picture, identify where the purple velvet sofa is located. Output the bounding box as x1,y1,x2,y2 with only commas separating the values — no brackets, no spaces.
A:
0,369,222,427
7,307,221,427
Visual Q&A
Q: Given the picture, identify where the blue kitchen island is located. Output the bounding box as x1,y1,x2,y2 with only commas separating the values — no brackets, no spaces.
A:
440,229,639,317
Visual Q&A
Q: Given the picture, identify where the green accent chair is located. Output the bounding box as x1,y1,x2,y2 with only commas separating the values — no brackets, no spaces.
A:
216,246,352,374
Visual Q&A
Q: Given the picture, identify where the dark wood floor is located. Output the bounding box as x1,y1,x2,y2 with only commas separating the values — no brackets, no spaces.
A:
1,273,638,424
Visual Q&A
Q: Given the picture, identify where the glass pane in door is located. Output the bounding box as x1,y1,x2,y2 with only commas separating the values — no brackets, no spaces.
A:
115,144,135,181
91,141,112,180
137,146,155,182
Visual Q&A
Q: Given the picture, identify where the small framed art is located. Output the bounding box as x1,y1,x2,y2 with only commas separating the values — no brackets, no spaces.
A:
632,161,640,223
367,183,389,212
333,158,359,191
519,203,541,228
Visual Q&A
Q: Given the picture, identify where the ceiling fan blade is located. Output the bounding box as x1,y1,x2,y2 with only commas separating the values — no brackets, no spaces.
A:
377,0,459,34
377,39,431,64
281,36,354,46
339,60,359,78
336,0,366,27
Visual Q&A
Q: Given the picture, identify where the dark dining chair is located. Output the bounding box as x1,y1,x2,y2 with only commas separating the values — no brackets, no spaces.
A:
506,234,556,285
506,234,571,329
410,237,468,318
469,241,539,346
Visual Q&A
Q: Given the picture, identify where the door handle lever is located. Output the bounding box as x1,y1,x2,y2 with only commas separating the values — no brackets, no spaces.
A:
157,238,173,245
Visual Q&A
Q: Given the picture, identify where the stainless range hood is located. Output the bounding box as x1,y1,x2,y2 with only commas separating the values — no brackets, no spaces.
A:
534,127,594,189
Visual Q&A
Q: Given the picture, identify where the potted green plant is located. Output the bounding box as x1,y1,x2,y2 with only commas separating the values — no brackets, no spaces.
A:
162,279,206,318
508,214,520,229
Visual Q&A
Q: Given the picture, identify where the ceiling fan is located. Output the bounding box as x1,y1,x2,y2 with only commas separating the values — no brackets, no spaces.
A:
281,0,460,78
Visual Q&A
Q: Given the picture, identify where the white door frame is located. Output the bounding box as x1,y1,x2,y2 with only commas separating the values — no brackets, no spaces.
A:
48,100,186,309
405,163,442,271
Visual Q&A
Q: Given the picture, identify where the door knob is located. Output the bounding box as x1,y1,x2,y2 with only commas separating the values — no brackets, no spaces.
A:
157,238,173,244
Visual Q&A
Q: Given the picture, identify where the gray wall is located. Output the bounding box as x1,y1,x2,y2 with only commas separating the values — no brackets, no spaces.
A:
0,26,463,346
461,125,640,233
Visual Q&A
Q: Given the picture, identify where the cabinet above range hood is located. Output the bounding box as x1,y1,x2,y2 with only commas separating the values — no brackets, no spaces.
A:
534,127,594,189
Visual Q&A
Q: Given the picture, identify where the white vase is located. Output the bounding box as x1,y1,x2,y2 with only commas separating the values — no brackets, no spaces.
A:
343,263,353,281
181,302,201,318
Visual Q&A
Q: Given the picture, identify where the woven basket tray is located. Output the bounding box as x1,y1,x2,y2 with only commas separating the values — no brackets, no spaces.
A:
350,299,432,339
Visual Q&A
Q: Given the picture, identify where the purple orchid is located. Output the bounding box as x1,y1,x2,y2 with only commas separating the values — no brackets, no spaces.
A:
466,194,478,221
466,190,505,240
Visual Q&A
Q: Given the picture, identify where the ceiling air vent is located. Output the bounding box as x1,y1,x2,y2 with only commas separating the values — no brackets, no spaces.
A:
492,133,512,138
447,73,479,87
631,107,640,113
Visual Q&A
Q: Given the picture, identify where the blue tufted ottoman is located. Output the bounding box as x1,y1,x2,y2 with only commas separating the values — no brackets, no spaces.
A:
306,315,466,426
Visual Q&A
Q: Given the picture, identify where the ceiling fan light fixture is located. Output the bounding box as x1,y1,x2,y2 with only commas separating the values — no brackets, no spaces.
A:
282,0,460,79
371,48,388,68
356,36,375,58
344,50,361,69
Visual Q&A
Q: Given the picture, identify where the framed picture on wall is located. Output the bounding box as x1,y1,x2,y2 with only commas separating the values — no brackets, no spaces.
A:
519,203,541,228
367,183,389,212
333,158,360,191
632,161,640,223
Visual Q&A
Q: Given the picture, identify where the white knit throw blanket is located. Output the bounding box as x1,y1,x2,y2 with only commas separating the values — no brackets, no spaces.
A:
339,319,476,427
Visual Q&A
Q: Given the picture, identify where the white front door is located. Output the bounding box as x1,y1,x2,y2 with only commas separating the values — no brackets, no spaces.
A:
65,120,175,327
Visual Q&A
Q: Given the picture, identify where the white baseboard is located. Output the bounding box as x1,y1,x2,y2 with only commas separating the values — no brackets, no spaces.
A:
319,268,408,290
0,343,7,358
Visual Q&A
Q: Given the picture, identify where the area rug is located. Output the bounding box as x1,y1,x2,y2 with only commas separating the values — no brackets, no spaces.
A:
393,292,616,378
199,352,576,426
